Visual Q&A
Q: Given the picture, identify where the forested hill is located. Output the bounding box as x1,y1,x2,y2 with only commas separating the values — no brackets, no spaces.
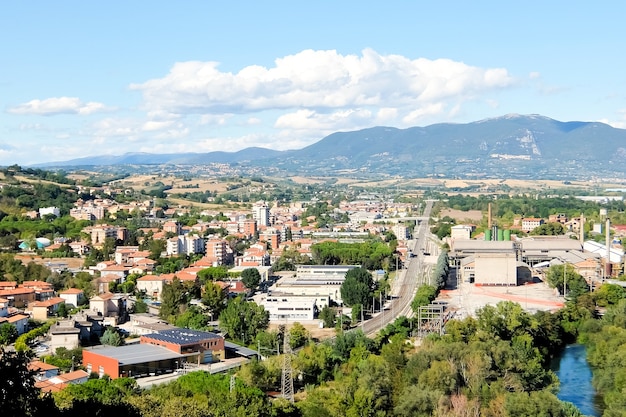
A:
36,114,626,180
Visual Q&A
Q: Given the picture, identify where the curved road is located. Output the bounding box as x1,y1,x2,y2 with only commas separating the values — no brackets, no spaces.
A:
361,199,435,335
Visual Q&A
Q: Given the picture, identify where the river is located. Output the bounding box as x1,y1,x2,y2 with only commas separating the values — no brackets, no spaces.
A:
551,344,603,417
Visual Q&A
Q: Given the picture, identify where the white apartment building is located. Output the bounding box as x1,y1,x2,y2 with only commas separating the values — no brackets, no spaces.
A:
166,235,205,256
392,224,410,240
39,207,60,218
253,202,270,227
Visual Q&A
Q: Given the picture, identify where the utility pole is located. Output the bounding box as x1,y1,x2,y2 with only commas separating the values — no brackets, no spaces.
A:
281,330,294,403
563,262,567,298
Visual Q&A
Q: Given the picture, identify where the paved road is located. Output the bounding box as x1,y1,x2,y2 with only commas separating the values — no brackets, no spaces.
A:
361,200,435,335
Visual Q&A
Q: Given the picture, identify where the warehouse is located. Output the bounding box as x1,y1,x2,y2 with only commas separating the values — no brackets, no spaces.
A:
83,344,183,379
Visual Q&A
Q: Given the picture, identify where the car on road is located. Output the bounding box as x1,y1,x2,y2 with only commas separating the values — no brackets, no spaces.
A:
34,344,48,353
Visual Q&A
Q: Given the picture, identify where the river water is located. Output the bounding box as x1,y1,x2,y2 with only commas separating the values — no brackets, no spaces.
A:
551,344,603,416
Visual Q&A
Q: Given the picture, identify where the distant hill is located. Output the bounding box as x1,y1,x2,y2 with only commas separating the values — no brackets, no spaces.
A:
36,115,626,179
36,147,284,167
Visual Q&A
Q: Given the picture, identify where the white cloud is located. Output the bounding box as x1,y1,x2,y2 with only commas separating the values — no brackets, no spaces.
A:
154,127,189,140
7,97,112,116
91,118,138,137
246,117,262,126
142,120,174,131
275,108,372,131
529,71,541,79
375,108,398,123
401,103,445,125
131,49,515,120
199,114,232,125
7,49,523,162
599,111,626,129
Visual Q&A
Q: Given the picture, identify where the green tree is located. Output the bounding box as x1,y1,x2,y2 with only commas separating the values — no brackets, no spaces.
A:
241,268,261,290
0,323,18,345
42,347,83,373
159,277,187,321
197,266,229,283
57,302,68,318
593,283,626,307
100,328,123,346
530,222,566,236
319,305,336,328
133,298,148,313
545,264,589,299
0,348,55,417
202,281,228,319
289,322,311,349
340,267,374,309
218,296,269,345
175,306,210,330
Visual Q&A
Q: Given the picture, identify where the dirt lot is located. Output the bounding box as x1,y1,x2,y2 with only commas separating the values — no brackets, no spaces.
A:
14,255,84,269
268,321,336,340
437,278,564,319
439,208,484,222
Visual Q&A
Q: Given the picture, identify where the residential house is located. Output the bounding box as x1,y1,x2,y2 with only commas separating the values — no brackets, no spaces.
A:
136,276,168,300
31,297,66,320
521,218,545,233
114,246,140,264
22,281,55,301
59,288,85,308
0,286,35,308
237,243,270,267
36,369,89,393
89,293,129,324
49,320,81,351
29,360,60,381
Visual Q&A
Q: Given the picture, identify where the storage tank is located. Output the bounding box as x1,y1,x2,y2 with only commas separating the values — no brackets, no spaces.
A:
484,230,492,241
504,230,511,241
497,229,504,241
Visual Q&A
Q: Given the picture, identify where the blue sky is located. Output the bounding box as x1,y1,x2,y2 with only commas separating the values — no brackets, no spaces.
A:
2,1,625,165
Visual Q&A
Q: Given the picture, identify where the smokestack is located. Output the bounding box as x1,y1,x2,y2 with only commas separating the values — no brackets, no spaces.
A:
606,217,611,277
488,203,492,229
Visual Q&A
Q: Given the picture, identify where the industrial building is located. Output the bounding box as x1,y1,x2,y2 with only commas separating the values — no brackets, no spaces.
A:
83,344,183,379
258,294,323,321
450,230,616,286
460,253,527,286
272,265,359,305
83,328,225,379
140,328,225,362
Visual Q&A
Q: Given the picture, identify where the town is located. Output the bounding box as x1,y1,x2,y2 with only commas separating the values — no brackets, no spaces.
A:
2,166,626,416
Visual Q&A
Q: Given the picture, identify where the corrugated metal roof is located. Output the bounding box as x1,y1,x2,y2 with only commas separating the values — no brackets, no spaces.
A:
520,238,582,251
85,344,182,365
225,341,258,358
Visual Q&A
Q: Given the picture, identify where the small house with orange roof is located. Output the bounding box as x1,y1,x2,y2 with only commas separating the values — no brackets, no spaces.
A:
30,297,66,320
29,360,60,381
59,288,85,308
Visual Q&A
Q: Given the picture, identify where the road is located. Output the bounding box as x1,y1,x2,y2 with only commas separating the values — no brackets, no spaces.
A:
361,199,435,335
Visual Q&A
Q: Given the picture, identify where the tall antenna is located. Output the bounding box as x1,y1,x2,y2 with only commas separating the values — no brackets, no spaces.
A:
281,328,294,403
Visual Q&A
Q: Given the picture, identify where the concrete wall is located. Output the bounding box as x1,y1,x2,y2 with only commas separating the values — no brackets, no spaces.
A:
83,350,120,378
474,253,518,286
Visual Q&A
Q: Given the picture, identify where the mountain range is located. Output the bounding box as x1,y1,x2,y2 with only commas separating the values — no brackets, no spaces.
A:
38,114,626,180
